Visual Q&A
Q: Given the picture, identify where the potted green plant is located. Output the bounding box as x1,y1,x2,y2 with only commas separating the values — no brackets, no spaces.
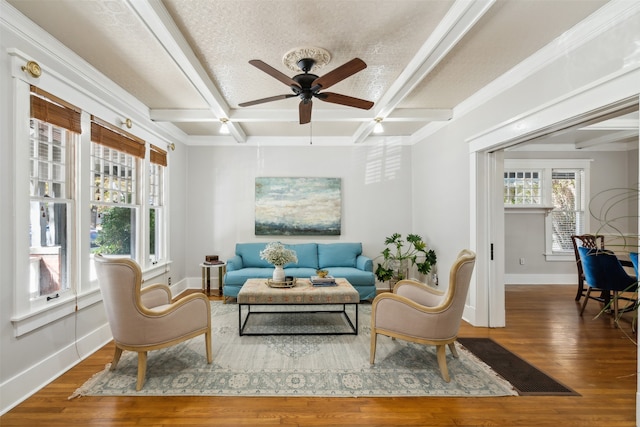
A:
374,233,437,288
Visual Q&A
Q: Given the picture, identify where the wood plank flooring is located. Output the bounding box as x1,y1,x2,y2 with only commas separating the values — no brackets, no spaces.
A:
1,285,637,426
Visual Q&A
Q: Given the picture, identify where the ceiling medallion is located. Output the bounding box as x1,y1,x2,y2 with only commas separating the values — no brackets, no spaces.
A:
282,47,331,72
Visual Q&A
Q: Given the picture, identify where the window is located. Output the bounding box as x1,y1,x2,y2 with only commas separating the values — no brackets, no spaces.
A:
505,159,591,261
13,72,172,335
550,169,584,252
504,171,541,205
28,89,80,301
148,145,167,265
89,116,144,274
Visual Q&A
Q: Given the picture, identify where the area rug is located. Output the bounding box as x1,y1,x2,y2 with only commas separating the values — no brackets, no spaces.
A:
457,338,579,396
71,302,517,398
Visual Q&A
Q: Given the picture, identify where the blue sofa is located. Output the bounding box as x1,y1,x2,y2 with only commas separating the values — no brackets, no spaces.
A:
223,242,376,301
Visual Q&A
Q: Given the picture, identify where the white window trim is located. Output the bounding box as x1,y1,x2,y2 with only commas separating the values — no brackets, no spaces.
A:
8,51,174,336
505,158,592,261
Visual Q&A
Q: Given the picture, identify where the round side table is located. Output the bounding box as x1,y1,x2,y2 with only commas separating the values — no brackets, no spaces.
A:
200,262,226,297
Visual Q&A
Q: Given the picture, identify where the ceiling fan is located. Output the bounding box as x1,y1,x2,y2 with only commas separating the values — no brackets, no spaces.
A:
239,57,374,124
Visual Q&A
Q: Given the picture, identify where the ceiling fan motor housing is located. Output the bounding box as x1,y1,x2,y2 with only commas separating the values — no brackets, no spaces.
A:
292,72,319,100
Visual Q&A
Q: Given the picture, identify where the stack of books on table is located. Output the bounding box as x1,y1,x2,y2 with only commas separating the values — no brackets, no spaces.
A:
310,276,337,286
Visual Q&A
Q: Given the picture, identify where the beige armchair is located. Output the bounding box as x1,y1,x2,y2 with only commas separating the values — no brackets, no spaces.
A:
370,249,476,382
95,255,212,391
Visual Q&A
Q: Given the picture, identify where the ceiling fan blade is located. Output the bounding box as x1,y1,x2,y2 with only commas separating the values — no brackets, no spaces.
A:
316,92,374,110
299,101,312,124
249,60,301,89
311,58,367,90
239,94,296,107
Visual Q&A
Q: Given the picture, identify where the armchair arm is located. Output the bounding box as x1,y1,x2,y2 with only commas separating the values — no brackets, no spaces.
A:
394,279,444,308
140,283,172,308
371,292,457,341
226,255,243,271
356,255,373,272
134,293,211,344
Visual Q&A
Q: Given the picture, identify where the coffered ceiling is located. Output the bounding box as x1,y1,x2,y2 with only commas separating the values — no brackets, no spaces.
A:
8,0,636,147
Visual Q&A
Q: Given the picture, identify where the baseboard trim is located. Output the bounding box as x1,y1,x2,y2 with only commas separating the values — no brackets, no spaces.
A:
0,323,112,415
504,274,576,285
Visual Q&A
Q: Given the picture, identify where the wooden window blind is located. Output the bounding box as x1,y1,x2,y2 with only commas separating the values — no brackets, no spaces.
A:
90,115,145,159
30,86,81,134
150,144,167,167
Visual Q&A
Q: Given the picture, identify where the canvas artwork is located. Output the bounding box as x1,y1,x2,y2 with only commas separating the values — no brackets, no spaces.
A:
255,177,341,235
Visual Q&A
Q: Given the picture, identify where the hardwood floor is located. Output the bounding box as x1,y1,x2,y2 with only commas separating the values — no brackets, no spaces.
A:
1,285,637,426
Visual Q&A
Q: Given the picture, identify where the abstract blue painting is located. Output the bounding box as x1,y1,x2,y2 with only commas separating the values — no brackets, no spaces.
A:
255,177,341,235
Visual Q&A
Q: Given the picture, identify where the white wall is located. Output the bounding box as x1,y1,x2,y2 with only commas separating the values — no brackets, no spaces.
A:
181,141,414,279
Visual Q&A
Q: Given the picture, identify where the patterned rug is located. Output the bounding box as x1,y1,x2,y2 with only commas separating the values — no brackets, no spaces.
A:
71,302,517,397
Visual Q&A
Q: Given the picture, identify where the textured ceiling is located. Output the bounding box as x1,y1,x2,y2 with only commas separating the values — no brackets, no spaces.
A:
8,0,635,148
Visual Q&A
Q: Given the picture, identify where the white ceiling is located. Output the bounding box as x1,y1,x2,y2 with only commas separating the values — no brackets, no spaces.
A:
7,0,637,148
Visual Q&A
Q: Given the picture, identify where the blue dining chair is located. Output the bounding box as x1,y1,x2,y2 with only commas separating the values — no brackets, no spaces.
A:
629,252,638,279
578,246,637,321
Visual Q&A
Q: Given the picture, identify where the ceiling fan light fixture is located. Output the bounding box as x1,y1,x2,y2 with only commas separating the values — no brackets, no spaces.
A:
373,117,384,134
220,118,230,135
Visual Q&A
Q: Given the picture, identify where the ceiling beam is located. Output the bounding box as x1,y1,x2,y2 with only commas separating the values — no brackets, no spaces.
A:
574,129,638,149
150,108,453,123
352,0,495,144
124,0,247,143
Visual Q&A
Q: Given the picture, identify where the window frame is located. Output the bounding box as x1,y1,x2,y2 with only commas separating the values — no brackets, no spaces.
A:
505,159,592,261
9,57,173,336
147,147,166,267
28,117,77,302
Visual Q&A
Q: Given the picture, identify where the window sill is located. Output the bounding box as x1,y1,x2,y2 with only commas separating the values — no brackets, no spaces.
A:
544,253,574,262
11,288,102,337
12,261,172,337
505,206,555,215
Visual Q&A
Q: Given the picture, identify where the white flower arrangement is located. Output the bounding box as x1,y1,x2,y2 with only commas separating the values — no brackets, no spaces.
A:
259,242,298,266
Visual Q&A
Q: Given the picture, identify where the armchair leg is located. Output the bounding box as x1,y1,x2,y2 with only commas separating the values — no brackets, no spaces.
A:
370,332,377,364
436,345,450,383
205,331,213,363
110,346,123,370
448,342,459,358
136,351,148,391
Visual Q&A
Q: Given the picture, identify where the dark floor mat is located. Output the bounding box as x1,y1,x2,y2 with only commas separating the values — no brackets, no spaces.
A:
457,338,580,396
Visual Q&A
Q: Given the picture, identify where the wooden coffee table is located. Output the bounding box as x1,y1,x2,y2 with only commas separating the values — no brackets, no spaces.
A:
237,278,359,336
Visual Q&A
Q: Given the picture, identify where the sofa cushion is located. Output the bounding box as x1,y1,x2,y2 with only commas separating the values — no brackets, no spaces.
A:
236,243,271,268
325,267,375,286
318,243,361,268
225,267,275,285
284,243,318,269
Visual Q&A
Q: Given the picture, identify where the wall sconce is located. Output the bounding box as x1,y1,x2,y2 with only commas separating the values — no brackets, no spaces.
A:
373,117,384,134
220,118,230,135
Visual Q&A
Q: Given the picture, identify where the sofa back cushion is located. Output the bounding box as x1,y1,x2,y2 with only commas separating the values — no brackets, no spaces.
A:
236,243,272,268
318,243,362,268
285,243,319,269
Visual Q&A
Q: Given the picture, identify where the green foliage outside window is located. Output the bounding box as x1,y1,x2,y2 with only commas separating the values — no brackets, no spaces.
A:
94,207,133,255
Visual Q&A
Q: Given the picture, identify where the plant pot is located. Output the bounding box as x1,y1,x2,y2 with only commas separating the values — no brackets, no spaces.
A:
273,265,285,282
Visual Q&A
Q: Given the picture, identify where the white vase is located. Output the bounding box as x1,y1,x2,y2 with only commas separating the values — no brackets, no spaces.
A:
273,265,285,282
